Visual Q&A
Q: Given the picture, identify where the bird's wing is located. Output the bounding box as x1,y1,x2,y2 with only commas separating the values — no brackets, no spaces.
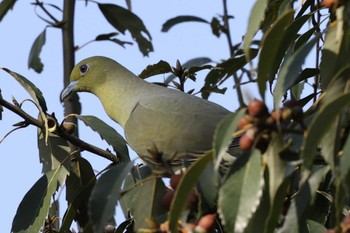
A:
124,93,229,161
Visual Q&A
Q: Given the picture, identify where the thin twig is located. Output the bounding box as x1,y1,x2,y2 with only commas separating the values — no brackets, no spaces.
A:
222,0,245,107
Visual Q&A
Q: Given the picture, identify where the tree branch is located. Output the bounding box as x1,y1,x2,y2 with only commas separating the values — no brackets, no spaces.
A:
0,96,119,163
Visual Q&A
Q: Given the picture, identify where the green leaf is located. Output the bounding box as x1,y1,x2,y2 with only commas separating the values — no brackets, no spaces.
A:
277,167,329,233
302,93,350,176
212,109,246,169
320,8,346,89
1,68,48,140
273,37,317,108
243,0,269,61
95,32,133,48
0,0,17,22
61,157,96,230
38,130,70,185
98,3,153,56
161,15,209,32
307,220,327,233
258,11,312,99
75,115,129,163
210,17,221,37
89,162,133,233
165,57,213,84
28,29,46,73
119,165,167,230
130,177,168,230
339,134,350,193
139,60,172,79
218,149,263,233
11,168,62,233
169,152,213,232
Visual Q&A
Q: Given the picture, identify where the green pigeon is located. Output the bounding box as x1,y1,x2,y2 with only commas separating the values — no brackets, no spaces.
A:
61,56,239,174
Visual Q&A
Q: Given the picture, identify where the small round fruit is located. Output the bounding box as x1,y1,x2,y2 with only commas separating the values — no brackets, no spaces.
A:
247,100,269,118
162,189,174,210
238,115,252,130
62,122,76,134
239,128,255,151
195,214,216,233
322,0,336,8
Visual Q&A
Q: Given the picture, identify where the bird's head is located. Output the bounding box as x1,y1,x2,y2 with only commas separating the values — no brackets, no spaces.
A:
61,56,116,101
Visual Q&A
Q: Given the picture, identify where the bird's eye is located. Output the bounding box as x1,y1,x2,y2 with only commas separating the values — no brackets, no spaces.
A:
79,64,90,75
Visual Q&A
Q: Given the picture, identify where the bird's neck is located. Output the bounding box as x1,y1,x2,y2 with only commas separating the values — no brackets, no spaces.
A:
93,73,149,127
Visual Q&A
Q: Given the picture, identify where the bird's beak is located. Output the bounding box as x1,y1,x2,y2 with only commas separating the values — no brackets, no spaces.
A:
61,81,78,101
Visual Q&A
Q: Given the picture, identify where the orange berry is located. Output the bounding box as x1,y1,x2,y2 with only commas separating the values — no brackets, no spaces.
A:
195,214,216,233
247,100,268,118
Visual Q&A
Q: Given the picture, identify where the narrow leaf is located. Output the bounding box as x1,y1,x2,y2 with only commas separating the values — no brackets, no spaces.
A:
89,162,133,233
98,3,153,56
302,93,350,177
273,37,317,108
161,15,209,32
213,109,246,170
169,152,213,232
11,168,62,233
218,149,263,233
243,0,269,61
38,129,70,184
75,115,129,163
1,68,48,140
0,0,17,22
139,60,172,79
28,29,46,73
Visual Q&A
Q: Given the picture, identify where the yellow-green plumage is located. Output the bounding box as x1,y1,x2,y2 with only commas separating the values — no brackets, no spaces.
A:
61,56,234,173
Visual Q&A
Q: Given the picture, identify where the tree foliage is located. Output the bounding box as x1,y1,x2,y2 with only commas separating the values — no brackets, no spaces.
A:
1,0,350,232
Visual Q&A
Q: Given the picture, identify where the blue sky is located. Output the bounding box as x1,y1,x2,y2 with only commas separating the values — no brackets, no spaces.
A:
0,0,254,231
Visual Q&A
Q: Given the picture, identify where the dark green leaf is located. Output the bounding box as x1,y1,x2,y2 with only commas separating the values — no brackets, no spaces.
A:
130,177,168,230
302,93,350,177
0,89,3,120
139,60,172,79
98,3,153,56
169,152,213,232
11,168,62,233
38,130,70,185
294,26,318,51
273,37,317,108
75,115,129,163
1,68,48,140
28,29,46,73
61,158,96,230
277,167,329,233
258,11,312,99
212,110,246,169
340,133,350,193
89,162,133,233
95,32,119,40
210,17,221,37
165,57,212,85
0,0,17,22
218,149,263,233
243,0,269,61
161,15,209,32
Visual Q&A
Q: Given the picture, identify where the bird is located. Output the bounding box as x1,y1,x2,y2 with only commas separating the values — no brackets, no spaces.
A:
61,56,240,175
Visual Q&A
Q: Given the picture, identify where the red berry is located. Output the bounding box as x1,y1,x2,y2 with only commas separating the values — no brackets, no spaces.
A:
170,174,182,189
247,100,269,118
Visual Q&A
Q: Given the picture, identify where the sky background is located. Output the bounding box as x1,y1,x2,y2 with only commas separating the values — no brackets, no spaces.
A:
0,0,255,231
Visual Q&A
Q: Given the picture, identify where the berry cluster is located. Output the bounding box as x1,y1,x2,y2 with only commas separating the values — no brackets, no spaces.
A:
238,99,303,153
